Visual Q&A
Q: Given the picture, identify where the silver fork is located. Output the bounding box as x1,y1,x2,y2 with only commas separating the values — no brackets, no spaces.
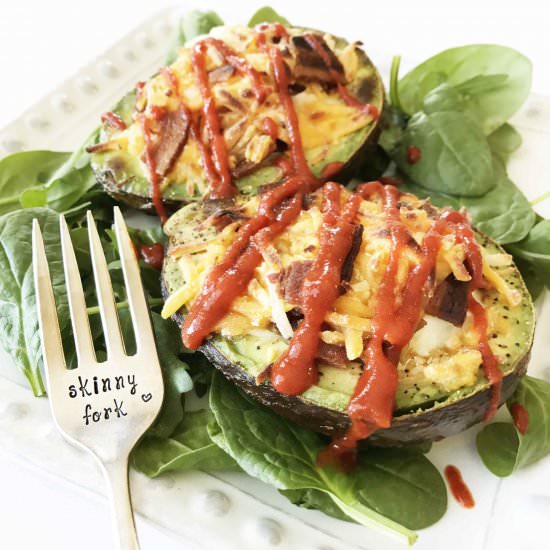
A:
32,207,165,550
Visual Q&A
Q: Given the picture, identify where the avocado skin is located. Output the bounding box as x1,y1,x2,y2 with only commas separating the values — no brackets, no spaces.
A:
161,278,530,447
201,337,529,446
94,168,182,214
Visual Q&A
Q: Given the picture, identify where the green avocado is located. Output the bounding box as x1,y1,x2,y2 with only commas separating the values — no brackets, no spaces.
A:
90,26,385,212
160,201,535,446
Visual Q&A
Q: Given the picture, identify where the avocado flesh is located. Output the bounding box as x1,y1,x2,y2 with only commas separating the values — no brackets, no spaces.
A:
161,202,535,445
90,27,384,211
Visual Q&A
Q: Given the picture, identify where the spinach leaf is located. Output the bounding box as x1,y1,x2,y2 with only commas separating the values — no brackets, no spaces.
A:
248,7,290,27
209,372,447,542
513,257,546,301
398,158,536,244
281,488,352,521
477,376,550,476
506,219,550,289
133,409,238,477
487,123,522,163
392,110,494,197
146,313,193,438
36,129,100,212
398,45,532,134
0,208,68,395
0,151,70,215
166,10,224,64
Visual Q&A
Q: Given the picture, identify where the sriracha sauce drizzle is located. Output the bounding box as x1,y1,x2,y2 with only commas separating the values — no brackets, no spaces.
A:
510,402,529,434
138,114,169,225
191,42,236,200
182,24,318,350
271,183,361,396
139,243,164,271
160,27,505,462
444,465,475,509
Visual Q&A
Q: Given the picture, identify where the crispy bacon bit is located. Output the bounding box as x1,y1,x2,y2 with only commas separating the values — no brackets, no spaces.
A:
316,342,349,366
280,260,313,305
208,64,236,84
208,207,248,231
218,89,246,113
101,111,127,131
288,82,306,95
340,224,363,287
291,35,345,85
425,274,470,327
85,141,119,154
152,107,190,177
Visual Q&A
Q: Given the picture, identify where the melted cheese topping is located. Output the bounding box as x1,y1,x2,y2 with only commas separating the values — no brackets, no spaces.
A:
103,25,373,196
162,189,518,398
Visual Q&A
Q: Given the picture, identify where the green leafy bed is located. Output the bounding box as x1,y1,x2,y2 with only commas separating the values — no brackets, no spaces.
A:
1,6,550,545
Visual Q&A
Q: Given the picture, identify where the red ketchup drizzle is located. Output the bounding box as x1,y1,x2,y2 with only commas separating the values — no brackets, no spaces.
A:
138,114,168,225
181,195,302,349
510,402,529,434
262,116,279,140
160,67,179,91
444,209,503,421
101,111,126,131
276,156,293,177
271,183,361,396
267,43,314,181
444,465,475,509
406,145,421,164
159,66,220,190
139,243,164,271
303,33,379,119
319,182,500,467
181,25,320,352
321,162,344,180
191,42,236,200
318,183,407,467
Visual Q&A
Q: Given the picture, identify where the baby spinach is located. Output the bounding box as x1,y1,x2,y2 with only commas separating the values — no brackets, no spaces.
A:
506,219,550,290
392,109,494,197
398,45,532,134
146,313,194,438
165,10,224,65
487,123,522,163
477,376,550,476
281,488,352,521
0,208,68,395
0,151,70,215
397,157,536,244
209,372,447,542
133,409,238,477
248,6,290,27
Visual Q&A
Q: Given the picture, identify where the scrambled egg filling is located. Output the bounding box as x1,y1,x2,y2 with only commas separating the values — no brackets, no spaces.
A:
101,25,372,196
162,188,520,401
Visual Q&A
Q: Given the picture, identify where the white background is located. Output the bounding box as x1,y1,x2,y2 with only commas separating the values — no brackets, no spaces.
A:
1,1,549,549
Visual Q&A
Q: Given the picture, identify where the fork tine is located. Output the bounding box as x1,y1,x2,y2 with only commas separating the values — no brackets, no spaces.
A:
32,220,66,380
113,207,156,352
87,210,126,359
60,215,96,364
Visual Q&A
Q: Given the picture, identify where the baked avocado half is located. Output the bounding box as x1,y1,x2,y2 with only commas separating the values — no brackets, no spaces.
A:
89,24,384,211
160,187,535,446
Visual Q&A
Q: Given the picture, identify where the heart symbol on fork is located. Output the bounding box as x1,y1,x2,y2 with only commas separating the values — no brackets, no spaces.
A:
141,393,152,403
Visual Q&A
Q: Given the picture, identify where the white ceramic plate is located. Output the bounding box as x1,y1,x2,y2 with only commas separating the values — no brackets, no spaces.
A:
1,7,549,550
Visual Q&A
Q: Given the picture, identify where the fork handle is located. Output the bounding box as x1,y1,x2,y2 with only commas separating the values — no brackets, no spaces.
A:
102,459,140,550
